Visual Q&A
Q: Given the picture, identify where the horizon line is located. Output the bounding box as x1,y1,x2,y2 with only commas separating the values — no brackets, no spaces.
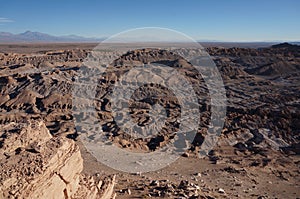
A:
1,30,300,43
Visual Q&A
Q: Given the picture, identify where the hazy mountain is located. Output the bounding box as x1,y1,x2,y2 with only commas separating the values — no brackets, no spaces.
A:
271,42,300,50
0,31,104,43
1,31,299,46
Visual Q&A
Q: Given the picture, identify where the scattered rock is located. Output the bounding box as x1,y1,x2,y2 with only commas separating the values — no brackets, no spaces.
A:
218,188,225,194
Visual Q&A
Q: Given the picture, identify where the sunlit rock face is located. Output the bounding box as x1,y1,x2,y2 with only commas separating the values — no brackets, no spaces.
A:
0,120,115,199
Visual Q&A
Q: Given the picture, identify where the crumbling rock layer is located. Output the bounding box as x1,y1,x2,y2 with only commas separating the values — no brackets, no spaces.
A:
0,120,115,199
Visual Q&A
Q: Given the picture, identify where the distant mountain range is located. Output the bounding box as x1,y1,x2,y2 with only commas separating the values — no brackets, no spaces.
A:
0,31,105,43
1,31,300,45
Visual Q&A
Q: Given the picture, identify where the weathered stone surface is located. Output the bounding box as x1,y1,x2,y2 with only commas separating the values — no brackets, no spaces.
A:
0,120,115,199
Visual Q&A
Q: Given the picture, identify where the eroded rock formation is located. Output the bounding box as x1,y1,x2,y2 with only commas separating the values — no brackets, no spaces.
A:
0,120,115,199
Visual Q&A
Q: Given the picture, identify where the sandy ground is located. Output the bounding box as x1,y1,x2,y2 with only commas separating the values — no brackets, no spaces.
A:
78,140,300,199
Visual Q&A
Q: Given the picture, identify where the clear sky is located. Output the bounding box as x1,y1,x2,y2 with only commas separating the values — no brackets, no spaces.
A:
0,0,299,42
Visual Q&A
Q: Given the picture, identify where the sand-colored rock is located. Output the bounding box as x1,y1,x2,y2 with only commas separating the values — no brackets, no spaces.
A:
0,120,115,199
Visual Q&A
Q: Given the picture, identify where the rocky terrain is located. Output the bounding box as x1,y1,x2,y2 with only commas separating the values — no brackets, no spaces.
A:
0,43,299,198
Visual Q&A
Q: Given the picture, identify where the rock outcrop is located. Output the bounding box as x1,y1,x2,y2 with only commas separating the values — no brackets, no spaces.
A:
0,120,115,199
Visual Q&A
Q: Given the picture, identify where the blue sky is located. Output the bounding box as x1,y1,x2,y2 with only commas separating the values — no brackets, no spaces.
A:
0,0,299,41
